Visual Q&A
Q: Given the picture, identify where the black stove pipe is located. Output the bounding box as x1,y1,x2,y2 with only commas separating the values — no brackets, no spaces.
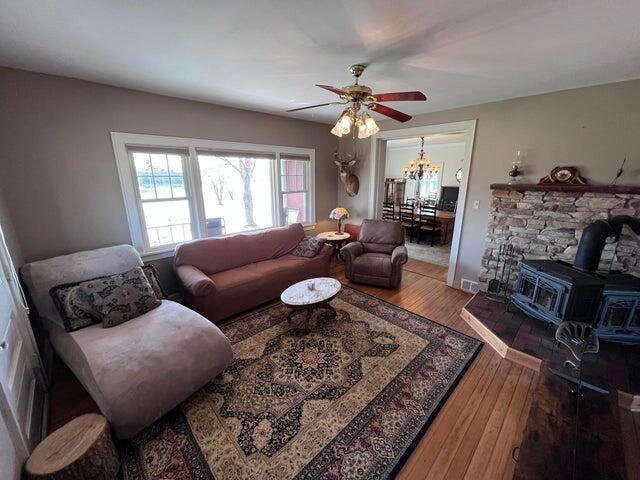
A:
573,215,640,273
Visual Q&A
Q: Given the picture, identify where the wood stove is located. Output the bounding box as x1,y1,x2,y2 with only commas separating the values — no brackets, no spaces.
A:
597,273,640,343
510,215,640,343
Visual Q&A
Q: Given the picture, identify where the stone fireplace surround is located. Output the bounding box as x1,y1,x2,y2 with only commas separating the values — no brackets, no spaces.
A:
480,184,640,291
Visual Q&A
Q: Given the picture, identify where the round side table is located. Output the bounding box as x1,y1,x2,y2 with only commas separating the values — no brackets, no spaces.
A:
316,231,351,260
24,413,120,480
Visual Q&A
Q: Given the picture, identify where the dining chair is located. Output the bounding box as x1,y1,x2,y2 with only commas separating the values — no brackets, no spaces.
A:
399,203,418,242
382,202,396,221
417,204,441,247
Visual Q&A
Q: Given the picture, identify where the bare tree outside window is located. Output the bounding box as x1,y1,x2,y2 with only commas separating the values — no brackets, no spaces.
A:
223,157,257,228
201,163,228,206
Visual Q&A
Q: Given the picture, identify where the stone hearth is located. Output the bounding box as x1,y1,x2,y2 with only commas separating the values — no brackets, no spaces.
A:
479,184,640,291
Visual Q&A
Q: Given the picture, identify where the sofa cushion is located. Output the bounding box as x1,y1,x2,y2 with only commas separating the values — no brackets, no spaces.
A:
291,236,326,258
90,267,161,328
210,263,262,292
21,245,143,326
47,300,233,439
253,255,314,278
50,281,100,332
353,253,393,277
50,266,161,331
174,224,305,274
142,264,166,300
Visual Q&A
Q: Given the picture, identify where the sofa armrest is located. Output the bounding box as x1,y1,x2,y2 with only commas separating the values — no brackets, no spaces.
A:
391,245,408,266
341,241,364,261
175,265,216,297
318,243,333,260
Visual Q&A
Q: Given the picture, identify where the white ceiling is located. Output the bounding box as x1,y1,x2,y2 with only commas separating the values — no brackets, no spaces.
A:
1,0,639,124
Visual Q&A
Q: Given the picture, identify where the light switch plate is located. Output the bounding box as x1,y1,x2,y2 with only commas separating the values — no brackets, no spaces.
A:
473,200,480,209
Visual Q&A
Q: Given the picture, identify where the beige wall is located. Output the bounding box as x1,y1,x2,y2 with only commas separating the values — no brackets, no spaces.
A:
0,67,338,293
338,79,640,284
0,184,23,267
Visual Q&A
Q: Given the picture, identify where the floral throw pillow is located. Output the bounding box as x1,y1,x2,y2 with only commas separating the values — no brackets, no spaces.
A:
291,236,326,258
50,282,100,332
89,267,161,328
141,264,166,300
50,266,162,331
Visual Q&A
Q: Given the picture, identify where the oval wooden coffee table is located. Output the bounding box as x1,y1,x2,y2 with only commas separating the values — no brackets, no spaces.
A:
24,413,120,479
281,277,341,329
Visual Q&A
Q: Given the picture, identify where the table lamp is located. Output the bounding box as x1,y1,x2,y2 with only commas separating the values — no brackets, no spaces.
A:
329,207,350,233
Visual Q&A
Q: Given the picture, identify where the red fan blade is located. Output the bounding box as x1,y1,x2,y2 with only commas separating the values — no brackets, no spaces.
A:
373,91,426,102
316,84,347,96
286,102,341,112
369,103,412,122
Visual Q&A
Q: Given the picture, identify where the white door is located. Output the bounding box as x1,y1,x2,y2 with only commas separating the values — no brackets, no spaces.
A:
0,224,46,479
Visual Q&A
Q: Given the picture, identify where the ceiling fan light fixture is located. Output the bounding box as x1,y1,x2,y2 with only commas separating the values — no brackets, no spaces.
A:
356,114,379,139
331,111,353,137
289,64,425,133
361,113,379,138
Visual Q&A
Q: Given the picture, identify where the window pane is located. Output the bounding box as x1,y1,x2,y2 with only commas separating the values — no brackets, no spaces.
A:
167,155,183,175
151,154,169,175
133,153,152,175
170,224,186,243
137,176,156,200
283,192,307,224
155,177,172,199
142,200,192,247
281,159,308,193
198,154,275,236
170,176,186,197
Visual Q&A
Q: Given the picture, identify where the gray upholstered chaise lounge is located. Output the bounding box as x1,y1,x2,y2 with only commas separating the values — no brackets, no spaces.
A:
21,245,233,439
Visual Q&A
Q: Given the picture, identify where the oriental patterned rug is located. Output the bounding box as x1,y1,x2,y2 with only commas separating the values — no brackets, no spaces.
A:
119,285,482,480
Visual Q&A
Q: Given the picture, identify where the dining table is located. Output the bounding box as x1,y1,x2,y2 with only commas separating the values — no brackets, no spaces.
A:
392,206,456,245
433,210,456,245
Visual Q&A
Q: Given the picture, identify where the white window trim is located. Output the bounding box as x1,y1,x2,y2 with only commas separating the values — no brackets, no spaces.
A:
111,132,316,259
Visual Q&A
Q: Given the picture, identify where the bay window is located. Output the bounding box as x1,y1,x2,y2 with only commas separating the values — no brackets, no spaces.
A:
112,133,315,258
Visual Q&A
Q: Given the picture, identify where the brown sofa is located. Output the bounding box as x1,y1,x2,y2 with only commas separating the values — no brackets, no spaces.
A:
341,219,408,288
174,223,332,322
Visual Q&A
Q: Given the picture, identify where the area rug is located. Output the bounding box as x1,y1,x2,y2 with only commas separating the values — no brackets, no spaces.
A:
119,285,482,479
405,242,451,268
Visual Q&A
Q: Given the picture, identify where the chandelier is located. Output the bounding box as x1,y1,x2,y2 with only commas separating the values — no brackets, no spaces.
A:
403,136,440,180
330,108,380,139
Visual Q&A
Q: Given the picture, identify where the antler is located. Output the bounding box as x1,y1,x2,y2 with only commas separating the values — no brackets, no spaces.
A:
333,151,358,164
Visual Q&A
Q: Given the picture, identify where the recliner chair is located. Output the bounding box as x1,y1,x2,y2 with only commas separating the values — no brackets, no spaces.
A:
341,219,408,288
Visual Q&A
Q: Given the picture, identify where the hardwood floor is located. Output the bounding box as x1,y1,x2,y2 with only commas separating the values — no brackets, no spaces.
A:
330,261,537,480
404,258,449,283
48,259,535,479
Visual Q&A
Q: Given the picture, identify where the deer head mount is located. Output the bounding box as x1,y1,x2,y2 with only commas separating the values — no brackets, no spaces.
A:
334,152,360,197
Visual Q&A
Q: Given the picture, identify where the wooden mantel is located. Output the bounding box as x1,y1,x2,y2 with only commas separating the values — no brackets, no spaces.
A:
490,183,640,194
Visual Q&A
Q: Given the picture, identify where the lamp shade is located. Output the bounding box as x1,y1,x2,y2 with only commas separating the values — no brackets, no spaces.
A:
329,207,350,220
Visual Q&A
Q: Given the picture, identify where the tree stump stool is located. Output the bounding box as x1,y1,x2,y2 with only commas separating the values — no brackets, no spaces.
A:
24,413,120,479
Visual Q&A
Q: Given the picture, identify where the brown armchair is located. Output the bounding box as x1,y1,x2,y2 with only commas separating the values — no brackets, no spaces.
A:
341,219,408,288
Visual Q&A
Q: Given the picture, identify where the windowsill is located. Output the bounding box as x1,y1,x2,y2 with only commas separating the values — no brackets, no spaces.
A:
140,223,317,262
141,249,176,262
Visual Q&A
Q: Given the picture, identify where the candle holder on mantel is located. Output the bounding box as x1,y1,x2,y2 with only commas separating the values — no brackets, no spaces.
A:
508,150,524,184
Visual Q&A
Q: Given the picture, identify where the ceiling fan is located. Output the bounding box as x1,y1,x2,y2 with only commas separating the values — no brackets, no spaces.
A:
287,64,427,139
